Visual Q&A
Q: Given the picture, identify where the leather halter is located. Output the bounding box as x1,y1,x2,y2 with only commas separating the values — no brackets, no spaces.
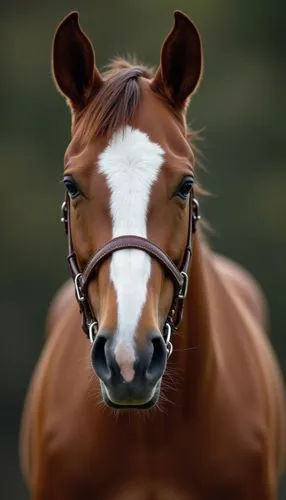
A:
61,191,200,356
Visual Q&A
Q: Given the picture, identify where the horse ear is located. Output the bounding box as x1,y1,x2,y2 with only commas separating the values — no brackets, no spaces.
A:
151,11,203,109
52,12,103,111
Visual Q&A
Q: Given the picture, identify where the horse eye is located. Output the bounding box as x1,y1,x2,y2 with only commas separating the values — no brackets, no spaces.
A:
63,175,81,200
175,176,194,201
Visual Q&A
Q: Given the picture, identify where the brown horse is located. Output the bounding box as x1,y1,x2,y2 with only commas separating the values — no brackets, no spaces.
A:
20,11,285,500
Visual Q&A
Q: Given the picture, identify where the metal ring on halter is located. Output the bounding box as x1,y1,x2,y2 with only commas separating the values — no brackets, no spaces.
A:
164,322,172,344
164,323,173,358
60,201,68,234
74,273,84,302
88,321,98,344
60,201,67,223
192,198,201,223
166,341,173,358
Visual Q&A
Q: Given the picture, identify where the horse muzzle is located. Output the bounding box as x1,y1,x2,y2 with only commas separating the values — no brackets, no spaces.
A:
91,330,167,408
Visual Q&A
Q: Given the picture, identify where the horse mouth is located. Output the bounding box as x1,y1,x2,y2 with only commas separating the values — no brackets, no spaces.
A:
100,382,160,410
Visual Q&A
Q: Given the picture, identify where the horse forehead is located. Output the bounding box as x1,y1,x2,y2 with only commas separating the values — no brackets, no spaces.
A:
132,79,193,161
65,80,192,175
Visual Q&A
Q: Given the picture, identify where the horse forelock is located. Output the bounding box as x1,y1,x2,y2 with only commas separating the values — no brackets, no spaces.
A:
73,59,153,144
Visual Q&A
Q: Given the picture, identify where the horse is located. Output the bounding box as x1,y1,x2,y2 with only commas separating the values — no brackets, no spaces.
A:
20,10,285,500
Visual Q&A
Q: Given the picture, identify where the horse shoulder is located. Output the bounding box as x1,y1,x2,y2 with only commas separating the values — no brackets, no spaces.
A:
20,280,76,489
212,253,269,331
211,252,286,478
20,335,55,490
45,279,75,337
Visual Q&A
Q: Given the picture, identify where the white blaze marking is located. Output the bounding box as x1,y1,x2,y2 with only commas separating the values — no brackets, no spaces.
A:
98,127,164,380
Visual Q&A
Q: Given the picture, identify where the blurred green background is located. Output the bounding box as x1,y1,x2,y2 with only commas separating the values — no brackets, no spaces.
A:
1,0,285,498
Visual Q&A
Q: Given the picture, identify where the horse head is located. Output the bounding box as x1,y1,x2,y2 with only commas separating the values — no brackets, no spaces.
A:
52,11,202,408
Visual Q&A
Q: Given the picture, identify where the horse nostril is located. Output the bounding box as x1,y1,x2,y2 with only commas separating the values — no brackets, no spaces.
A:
146,335,167,382
91,334,111,383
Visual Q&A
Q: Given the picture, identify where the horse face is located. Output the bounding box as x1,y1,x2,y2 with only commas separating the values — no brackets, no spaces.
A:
53,11,202,408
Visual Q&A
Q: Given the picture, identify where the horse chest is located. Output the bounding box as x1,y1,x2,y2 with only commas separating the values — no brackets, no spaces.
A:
84,421,264,499
44,420,256,500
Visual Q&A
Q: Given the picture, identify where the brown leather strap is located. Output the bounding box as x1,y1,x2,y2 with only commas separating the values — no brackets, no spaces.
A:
81,235,184,294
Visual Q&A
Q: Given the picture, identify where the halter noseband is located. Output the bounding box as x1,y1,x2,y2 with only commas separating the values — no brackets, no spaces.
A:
61,191,200,357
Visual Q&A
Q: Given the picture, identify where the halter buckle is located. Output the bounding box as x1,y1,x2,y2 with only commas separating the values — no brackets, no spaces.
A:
88,321,98,344
74,273,85,302
178,271,189,299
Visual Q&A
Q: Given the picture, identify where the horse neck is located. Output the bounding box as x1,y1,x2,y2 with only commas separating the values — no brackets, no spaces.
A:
166,232,219,414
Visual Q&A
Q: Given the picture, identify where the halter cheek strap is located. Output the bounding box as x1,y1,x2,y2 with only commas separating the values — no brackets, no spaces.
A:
61,191,200,357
